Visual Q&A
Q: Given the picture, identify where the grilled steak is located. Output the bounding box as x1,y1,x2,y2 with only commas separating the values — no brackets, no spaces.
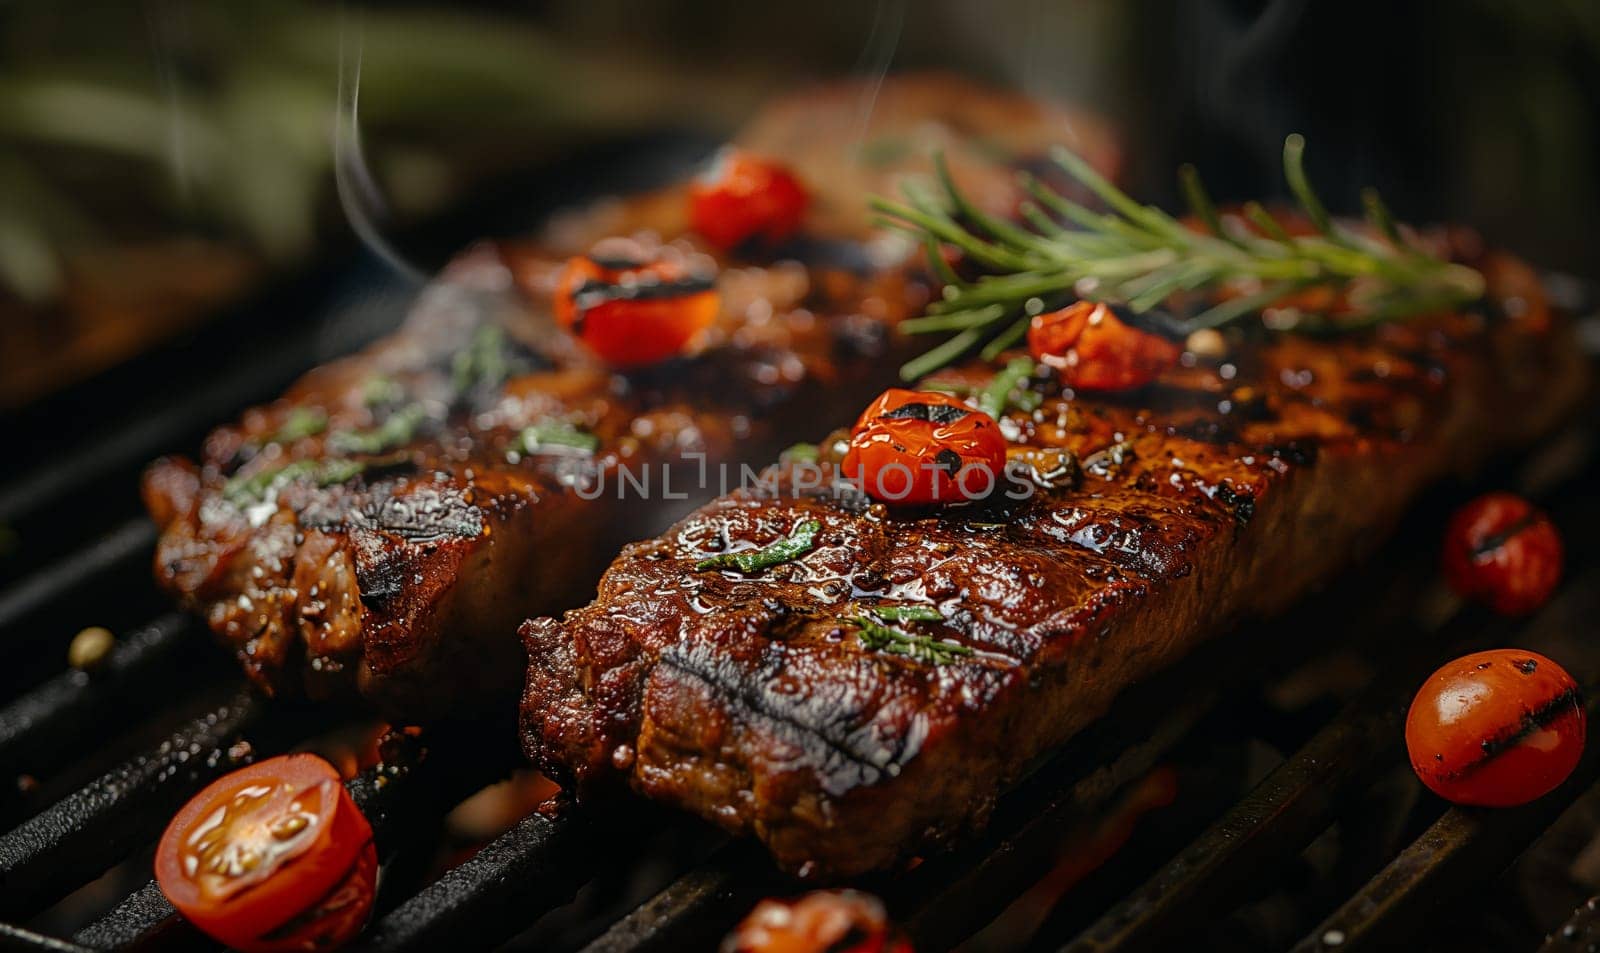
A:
519,242,1588,877
142,74,1115,721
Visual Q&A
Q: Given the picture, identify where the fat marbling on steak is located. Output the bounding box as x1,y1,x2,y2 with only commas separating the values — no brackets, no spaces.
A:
141,74,1117,721
519,241,1588,877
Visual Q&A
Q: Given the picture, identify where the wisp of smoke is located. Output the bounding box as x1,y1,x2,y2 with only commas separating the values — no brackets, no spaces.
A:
336,11,426,285
849,0,908,159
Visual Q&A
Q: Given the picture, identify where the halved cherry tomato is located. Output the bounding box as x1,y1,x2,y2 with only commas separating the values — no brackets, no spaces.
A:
1028,301,1182,392
1442,492,1563,616
155,754,376,953
1406,649,1585,807
554,249,719,367
723,890,913,953
841,389,1007,506
689,149,809,251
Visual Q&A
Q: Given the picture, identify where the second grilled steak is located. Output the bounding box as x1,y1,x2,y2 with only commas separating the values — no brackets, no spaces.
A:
142,74,1115,721
519,244,1587,877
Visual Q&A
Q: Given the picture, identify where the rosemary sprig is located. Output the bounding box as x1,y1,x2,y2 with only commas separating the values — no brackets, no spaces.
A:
851,608,972,665
695,519,821,573
871,135,1485,380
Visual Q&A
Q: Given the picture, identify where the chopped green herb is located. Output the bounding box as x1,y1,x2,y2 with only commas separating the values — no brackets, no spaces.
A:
452,325,510,395
267,407,328,444
362,376,405,407
223,457,368,505
781,442,819,464
695,519,821,573
328,403,430,455
515,420,599,455
851,614,973,665
978,356,1042,419
870,604,945,623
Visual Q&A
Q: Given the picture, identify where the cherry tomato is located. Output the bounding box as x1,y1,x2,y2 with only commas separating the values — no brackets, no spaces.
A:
689,149,809,251
1406,649,1585,807
841,389,1008,506
1442,493,1563,616
554,249,719,367
1028,301,1182,392
156,754,376,953
723,890,913,953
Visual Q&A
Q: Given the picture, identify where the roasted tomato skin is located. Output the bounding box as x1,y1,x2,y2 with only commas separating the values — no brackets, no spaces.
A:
1405,649,1585,807
155,754,376,953
841,389,1008,506
1442,493,1563,616
689,150,810,251
554,252,719,368
1028,301,1182,392
722,890,913,953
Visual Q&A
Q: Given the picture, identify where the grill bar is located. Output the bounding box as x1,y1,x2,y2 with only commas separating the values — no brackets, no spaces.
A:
578,842,762,953
350,809,601,953
0,923,91,953
0,687,273,920
0,520,154,650
71,883,176,952
72,724,524,949
1056,443,1600,953
1291,689,1600,953
0,614,195,790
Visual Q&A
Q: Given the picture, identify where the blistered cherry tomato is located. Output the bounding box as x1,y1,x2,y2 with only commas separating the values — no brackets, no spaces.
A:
155,754,376,953
841,389,1008,506
1028,301,1182,392
554,249,719,367
1442,492,1563,616
689,149,810,251
722,890,913,953
1406,649,1585,807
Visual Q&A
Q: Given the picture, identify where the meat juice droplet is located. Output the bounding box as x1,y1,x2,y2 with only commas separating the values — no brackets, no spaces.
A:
611,745,636,770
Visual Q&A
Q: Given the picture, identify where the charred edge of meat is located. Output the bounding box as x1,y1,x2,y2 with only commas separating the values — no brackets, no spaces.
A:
1211,482,1256,525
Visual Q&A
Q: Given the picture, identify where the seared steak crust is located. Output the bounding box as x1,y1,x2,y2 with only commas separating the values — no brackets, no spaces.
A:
144,245,911,720
142,74,1116,721
520,246,1587,876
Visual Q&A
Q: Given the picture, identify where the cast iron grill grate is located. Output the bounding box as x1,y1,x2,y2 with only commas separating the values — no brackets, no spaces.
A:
1,151,1597,951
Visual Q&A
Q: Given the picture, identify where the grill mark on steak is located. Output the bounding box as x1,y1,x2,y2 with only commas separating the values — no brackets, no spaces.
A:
653,643,905,792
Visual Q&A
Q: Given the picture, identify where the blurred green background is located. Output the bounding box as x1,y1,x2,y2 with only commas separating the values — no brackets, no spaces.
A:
2,0,1595,406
